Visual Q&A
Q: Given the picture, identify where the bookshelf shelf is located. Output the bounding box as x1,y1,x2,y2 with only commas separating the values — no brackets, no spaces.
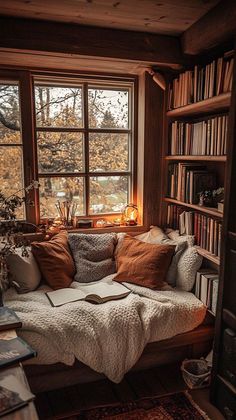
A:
165,155,226,162
164,197,223,218
195,246,220,265
167,92,231,118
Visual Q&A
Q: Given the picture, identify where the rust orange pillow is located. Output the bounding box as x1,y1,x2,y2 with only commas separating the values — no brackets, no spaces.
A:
114,235,175,289
31,231,75,290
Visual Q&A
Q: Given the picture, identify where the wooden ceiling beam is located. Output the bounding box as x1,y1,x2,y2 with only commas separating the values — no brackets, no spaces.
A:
0,16,184,67
181,0,236,55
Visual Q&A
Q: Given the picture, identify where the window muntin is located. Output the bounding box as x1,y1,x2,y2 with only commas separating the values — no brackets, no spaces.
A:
0,82,24,219
35,79,133,219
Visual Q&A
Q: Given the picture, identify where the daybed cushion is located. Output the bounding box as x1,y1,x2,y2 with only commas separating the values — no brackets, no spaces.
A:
31,231,75,290
7,247,41,293
4,276,206,383
114,235,175,289
69,233,117,283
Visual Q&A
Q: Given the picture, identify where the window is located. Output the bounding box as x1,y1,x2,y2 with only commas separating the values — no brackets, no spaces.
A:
0,81,24,218
0,71,136,224
34,78,134,219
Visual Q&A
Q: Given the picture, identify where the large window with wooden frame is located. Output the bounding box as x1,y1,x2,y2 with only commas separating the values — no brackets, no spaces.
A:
0,72,136,224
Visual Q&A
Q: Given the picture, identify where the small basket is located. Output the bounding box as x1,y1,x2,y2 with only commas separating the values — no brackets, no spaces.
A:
181,359,211,389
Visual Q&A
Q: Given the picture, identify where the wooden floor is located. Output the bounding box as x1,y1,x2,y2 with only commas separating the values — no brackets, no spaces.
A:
34,363,224,419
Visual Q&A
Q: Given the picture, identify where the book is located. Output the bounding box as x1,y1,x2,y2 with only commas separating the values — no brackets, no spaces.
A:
211,278,219,315
0,371,35,417
0,335,36,368
0,307,22,332
46,280,131,307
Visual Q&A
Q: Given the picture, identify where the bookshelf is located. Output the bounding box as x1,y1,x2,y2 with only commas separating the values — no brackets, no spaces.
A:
164,197,223,219
163,51,233,265
165,155,226,162
166,92,231,118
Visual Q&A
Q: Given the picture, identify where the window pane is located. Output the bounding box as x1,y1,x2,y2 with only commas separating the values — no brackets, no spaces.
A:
89,133,129,172
89,176,128,214
39,177,85,218
37,132,84,173
35,86,83,128
88,88,129,129
0,146,24,218
0,84,21,144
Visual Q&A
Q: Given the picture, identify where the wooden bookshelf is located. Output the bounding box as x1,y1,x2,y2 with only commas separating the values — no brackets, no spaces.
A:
167,92,231,118
195,246,220,265
165,155,226,162
164,197,223,218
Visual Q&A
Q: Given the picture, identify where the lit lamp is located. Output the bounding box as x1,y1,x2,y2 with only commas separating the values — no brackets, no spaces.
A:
124,204,138,226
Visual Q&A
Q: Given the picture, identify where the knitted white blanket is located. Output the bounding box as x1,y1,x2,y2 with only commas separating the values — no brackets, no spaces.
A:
4,277,206,383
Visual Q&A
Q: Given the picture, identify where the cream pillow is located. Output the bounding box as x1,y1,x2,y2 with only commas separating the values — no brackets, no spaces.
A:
136,226,168,243
166,229,195,247
7,247,41,293
176,247,202,291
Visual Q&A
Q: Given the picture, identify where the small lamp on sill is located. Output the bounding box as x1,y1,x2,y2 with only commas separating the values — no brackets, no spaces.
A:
123,204,139,226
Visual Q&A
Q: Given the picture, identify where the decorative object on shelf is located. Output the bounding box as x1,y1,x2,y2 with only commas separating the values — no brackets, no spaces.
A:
95,219,114,228
123,204,138,225
199,187,224,208
77,219,93,229
0,181,39,302
55,200,79,227
217,201,224,213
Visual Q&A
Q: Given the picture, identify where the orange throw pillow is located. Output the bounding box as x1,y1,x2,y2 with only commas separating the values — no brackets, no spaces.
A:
31,231,75,290
114,235,175,289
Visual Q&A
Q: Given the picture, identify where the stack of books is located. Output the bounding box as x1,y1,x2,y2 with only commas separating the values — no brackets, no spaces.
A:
167,163,216,204
194,213,222,257
169,115,228,156
0,307,36,368
166,205,222,257
0,307,36,416
195,269,219,315
167,51,234,109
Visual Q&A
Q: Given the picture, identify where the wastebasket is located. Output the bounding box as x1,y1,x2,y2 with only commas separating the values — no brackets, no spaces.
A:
181,359,211,389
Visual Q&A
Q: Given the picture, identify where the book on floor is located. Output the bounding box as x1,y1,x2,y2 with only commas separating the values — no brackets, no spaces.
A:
0,307,22,332
0,334,37,368
46,280,131,307
0,371,35,417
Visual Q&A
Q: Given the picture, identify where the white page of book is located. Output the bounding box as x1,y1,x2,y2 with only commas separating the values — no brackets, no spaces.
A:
47,280,130,306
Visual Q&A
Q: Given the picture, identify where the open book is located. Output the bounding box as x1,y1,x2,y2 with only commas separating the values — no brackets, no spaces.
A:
46,280,131,307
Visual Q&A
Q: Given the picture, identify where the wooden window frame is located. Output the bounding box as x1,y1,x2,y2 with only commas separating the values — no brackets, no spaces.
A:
0,69,138,225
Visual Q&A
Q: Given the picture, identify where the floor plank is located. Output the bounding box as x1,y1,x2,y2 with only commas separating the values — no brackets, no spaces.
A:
35,363,223,420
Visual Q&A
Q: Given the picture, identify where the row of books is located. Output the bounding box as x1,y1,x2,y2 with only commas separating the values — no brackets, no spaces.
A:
169,115,228,156
167,52,234,109
166,205,222,257
167,163,217,204
0,307,36,416
195,269,219,315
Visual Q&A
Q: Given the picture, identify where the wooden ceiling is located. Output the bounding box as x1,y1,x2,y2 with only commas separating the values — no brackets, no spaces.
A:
0,0,220,36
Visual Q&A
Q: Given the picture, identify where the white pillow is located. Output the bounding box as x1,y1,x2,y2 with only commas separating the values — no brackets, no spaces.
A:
136,226,187,287
136,226,169,243
176,247,202,291
166,229,195,247
7,247,41,293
